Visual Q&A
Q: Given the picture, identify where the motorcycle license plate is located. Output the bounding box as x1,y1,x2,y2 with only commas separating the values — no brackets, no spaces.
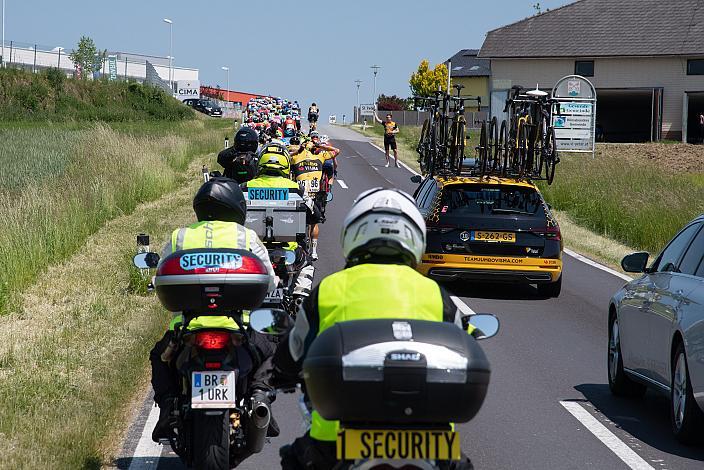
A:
337,429,460,461
264,288,285,302
191,371,236,409
471,231,516,243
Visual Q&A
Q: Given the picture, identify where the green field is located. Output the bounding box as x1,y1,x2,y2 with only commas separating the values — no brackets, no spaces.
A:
0,67,195,121
0,119,232,315
538,146,704,254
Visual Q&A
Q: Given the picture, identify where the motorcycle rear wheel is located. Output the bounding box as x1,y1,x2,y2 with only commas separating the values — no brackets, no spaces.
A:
192,410,230,470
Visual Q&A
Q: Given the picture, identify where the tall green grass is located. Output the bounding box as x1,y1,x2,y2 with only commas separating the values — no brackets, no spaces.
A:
538,151,704,253
0,119,231,313
0,67,195,121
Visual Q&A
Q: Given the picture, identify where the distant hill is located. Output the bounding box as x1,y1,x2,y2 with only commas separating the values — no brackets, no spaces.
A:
0,67,194,121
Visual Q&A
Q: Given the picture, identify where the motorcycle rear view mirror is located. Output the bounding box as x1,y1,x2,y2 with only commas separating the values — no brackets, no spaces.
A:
326,191,333,203
250,308,293,336
463,314,500,340
410,175,422,184
133,252,160,269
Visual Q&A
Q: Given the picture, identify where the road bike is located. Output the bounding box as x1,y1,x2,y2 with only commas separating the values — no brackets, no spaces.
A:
503,86,561,183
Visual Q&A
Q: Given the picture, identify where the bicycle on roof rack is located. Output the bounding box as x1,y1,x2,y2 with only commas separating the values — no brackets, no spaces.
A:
415,85,482,178
501,85,562,184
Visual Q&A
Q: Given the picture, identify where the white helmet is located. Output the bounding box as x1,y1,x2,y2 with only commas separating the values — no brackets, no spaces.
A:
341,188,426,267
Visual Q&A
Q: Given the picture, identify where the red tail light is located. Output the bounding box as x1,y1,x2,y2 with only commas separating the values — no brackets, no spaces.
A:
545,225,561,241
195,331,231,350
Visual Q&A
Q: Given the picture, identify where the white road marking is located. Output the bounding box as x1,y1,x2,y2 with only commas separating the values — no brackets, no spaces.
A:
560,401,655,470
369,142,421,176
128,403,162,470
450,296,476,316
337,179,348,189
564,248,633,282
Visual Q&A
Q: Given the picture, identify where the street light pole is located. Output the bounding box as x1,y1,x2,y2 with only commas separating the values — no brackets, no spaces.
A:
2,0,5,68
370,65,381,110
163,18,173,91
221,66,230,102
354,79,362,122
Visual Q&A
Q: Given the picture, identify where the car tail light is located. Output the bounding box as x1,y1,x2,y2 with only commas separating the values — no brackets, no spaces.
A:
545,225,561,241
195,331,231,350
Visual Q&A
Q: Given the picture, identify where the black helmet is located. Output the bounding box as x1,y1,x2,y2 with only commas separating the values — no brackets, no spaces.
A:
289,135,300,145
234,127,259,153
193,177,247,224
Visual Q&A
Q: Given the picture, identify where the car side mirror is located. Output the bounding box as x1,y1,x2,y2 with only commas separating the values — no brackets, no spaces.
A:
621,252,649,273
462,314,500,340
133,252,160,269
410,175,422,184
250,308,293,336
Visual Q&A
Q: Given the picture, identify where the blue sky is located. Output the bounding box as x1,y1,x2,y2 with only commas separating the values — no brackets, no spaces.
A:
3,0,572,117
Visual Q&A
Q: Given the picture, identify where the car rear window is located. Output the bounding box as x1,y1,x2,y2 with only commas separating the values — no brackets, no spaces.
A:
438,184,544,218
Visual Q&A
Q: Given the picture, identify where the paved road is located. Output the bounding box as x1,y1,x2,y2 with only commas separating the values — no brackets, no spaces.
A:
116,124,704,470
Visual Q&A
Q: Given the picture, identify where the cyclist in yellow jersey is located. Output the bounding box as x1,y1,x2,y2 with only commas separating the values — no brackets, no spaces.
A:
291,140,335,260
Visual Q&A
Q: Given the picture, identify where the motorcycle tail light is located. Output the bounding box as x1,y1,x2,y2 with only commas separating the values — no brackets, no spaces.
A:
205,362,222,369
195,331,231,350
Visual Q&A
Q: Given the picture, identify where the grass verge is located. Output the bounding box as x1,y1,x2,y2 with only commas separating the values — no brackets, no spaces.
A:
0,156,213,469
0,119,232,314
538,146,704,254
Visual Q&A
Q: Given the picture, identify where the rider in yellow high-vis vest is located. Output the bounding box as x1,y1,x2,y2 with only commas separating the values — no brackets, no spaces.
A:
271,188,475,470
150,177,276,442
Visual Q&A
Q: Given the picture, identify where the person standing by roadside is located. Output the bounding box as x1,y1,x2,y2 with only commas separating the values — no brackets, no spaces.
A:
698,112,704,144
374,111,400,167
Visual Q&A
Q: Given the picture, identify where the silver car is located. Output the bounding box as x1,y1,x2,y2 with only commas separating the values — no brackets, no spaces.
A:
608,215,704,444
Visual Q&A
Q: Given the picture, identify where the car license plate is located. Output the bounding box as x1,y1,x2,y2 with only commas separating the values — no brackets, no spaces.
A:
191,371,236,409
264,288,285,302
471,231,516,243
337,429,460,461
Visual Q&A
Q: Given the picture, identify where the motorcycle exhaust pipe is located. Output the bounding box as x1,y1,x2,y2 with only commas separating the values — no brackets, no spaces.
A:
246,400,271,454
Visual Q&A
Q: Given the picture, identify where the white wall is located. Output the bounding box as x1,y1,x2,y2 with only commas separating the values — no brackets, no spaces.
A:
5,46,198,82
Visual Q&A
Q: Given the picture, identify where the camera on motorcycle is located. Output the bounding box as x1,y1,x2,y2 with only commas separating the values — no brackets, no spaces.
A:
462,314,500,340
249,308,293,336
133,252,160,269
410,175,422,184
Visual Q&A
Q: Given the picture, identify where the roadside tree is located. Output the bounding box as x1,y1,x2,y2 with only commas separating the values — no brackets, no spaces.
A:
376,94,409,111
409,60,448,97
69,36,106,79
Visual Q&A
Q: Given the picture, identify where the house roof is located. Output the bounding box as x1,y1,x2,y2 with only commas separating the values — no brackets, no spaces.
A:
479,0,704,59
446,49,491,77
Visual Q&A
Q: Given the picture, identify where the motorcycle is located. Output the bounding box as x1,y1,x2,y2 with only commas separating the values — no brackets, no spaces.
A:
261,243,311,317
250,309,499,470
134,248,276,470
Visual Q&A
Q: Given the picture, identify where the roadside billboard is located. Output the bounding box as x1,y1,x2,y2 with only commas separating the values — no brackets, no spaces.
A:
551,75,597,154
176,80,201,101
108,55,118,81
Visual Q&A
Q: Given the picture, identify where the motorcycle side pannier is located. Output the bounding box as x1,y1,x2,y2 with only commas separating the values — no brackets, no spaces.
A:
303,319,491,424
154,248,270,312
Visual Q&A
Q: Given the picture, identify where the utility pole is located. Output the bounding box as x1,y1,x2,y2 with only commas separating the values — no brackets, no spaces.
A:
2,0,5,67
355,79,362,122
163,18,173,90
371,65,381,110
